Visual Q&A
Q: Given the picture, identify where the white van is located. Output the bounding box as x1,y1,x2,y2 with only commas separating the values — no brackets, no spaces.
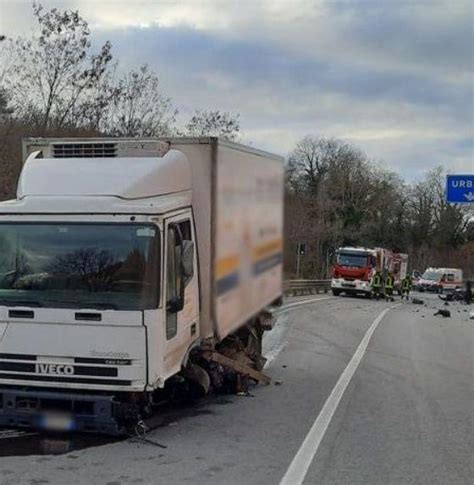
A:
417,267,463,292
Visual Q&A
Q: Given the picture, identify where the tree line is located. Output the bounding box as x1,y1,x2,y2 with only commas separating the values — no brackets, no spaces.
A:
1,5,472,278
285,136,473,278
0,4,240,200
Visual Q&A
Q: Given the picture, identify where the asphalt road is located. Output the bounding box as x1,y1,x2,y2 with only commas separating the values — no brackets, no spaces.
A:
0,293,472,485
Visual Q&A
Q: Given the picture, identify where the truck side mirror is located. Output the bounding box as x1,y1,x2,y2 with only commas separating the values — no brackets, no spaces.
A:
167,224,185,314
167,295,183,314
181,240,194,284
167,226,195,315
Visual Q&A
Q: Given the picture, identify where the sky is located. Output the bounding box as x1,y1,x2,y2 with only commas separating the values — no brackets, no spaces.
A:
0,0,473,180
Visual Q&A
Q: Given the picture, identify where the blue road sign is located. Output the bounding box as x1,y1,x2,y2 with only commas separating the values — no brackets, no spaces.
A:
446,174,474,203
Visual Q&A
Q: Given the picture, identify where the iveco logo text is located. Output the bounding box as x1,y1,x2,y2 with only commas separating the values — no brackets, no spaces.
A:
35,364,74,375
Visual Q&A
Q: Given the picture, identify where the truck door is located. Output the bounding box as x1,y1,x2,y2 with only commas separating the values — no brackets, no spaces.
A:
163,214,200,377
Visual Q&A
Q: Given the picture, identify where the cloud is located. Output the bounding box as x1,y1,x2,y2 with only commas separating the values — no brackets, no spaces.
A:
0,0,472,180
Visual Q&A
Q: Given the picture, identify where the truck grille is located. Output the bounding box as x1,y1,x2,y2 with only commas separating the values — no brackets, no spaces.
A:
52,143,117,158
0,353,132,386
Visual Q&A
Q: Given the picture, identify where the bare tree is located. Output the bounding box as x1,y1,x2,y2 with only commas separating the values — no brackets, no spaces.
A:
287,135,473,278
5,4,113,131
0,34,13,86
408,167,470,269
287,136,332,193
0,3,244,202
0,89,13,119
185,110,240,140
49,248,118,291
104,65,177,137
287,136,377,276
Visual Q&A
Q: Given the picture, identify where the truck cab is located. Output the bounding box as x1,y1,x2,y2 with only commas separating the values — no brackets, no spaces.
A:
0,143,200,433
331,247,376,296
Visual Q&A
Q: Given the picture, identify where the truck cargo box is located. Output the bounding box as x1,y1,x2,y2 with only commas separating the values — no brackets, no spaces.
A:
22,137,285,343
169,139,284,341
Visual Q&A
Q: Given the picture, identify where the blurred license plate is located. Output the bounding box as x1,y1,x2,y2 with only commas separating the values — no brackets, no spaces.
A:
40,413,74,431
342,283,356,288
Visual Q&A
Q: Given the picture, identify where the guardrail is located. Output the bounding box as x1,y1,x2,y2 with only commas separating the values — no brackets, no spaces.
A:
284,279,331,296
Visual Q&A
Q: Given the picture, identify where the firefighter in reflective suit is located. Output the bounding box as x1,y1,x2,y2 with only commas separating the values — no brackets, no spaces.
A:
401,275,412,300
372,271,383,300
385,273,395,302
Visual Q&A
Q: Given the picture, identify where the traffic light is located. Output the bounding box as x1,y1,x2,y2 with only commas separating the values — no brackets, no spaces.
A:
297,243,306,256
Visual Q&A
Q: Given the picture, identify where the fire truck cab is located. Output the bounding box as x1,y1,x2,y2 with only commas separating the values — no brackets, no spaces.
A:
331,247,376,297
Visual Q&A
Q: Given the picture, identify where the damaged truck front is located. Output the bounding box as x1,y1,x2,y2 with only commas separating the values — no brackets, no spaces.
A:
0,137,284,434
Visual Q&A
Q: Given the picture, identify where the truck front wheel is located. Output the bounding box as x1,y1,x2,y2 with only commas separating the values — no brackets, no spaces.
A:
332,289,341,296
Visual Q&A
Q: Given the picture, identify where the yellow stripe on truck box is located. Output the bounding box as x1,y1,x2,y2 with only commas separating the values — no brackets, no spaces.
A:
253,238,283,261
215,255,240,279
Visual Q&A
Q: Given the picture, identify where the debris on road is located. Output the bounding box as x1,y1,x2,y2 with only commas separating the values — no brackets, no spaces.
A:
412,298,424,305
469,310,474,320
274,380,283,386
202,350,272,386
129,421,167,449
434,309,451,318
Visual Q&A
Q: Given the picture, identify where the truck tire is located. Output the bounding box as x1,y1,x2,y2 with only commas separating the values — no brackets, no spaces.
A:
332,289,341,296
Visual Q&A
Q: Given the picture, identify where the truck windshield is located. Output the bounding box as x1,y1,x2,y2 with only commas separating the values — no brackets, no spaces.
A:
0,223,160,310
337,252,369,268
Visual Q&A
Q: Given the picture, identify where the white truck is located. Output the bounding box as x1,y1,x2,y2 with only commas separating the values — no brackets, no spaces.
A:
0,137,284,434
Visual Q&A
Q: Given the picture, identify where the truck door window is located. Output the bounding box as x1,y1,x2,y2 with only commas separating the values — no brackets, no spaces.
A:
166,219,193,340
166,227,179,340
179,220,192,241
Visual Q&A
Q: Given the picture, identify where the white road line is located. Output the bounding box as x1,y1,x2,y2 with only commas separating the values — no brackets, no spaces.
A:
281,296,335,312
0,430,37,440
279,305,398,485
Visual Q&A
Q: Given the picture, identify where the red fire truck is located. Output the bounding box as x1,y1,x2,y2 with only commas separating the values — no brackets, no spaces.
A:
331,246,408,297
